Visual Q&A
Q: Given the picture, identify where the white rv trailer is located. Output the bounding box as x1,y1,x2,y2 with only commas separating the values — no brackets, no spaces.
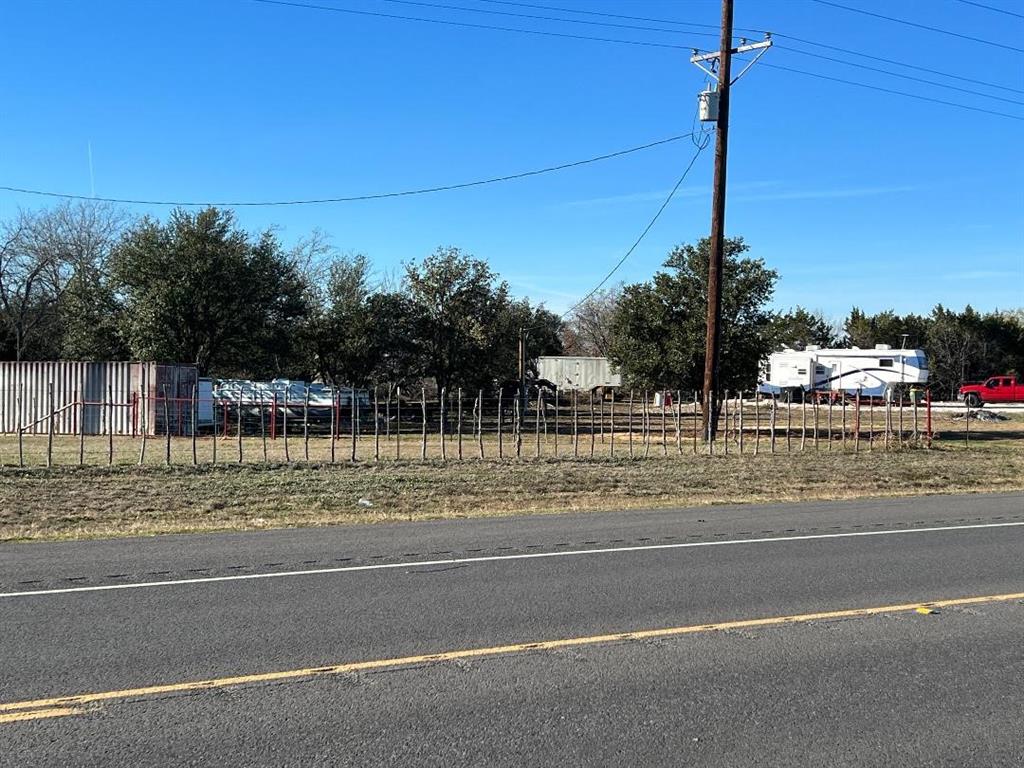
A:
537,356,622,391
758,345,928,400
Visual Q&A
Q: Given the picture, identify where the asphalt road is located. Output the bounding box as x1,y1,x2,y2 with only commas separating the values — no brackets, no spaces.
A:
2,492,1022,767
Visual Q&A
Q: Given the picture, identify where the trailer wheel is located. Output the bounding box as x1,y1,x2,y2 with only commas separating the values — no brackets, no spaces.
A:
964,393,982,408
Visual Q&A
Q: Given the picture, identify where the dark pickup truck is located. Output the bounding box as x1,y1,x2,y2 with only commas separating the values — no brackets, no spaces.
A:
959,375,1024,407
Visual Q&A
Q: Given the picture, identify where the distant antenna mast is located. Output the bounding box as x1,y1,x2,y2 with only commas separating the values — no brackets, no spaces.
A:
87,141,96,198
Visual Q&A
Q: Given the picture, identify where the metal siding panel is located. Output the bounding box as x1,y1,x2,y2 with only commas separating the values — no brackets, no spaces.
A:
0,361,194,436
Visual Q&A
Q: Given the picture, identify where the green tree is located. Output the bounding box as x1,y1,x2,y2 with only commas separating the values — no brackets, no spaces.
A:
404,246,562,392
843,307,929,349
608,237,777,392
770,307,840,350
111,207,309,376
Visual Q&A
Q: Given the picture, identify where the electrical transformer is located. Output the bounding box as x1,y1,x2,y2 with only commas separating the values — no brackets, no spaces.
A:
698,87,719,122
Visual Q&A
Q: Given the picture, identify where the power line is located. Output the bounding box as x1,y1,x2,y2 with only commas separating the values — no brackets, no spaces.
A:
559,138,710,321
249,0,689,49
0,133,695,207
774,33,1024,94
952,0,1024,20
251,0,1024,96
383,0,722,39
774,44,1024,106
808,0,1024,53
473,0,769,34
759,61,1024,120
248,0,1024,118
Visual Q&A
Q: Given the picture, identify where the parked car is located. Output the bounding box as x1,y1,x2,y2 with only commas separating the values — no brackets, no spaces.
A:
958,375,1024,407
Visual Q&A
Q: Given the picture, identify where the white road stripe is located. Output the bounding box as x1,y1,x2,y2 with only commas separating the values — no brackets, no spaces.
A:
2,521,1022,599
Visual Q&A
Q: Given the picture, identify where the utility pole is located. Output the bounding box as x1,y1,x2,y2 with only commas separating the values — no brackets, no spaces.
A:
518,327,527,417
691,3,771,440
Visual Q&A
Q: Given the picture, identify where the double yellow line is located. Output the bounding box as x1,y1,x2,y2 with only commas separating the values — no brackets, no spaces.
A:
3,591,1021,725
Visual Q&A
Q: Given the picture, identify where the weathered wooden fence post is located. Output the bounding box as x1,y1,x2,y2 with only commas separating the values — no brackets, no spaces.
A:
706,392,713,456
237,388,244,465
722,390,729,456
138,385,147,466
516,393,524,460
628,390,634,458
609,389,615,458
572,390,578,459
16,382,25,467
106,384,114,466
421,387,428,461
553,387,559,458
46,383,55,468
868,397,876,450
303,386,310,462
396,386,402,460
842,393,848,450
329,390,336,463
477,389,485,459
191,385,198,466
786,397,792,453
676,390,683,455
260,393,268,463
898,391,904,445
738,391,744,455
497,389,503,459
439,387,447,462
827,395,833,452
283,388,290,462
692,391,698,455
643,390,650,458
78,389,86,466
661,391,668,456
535,387,541,458
163,387,171,466
589,390,596,459
375,386,381,462
800,395,807,451
854,391,861,453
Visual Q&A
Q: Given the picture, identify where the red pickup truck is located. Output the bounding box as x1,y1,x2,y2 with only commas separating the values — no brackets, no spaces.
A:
959,375,1024,407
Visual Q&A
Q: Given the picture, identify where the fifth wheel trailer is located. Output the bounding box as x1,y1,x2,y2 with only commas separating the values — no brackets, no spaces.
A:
757,345,928,401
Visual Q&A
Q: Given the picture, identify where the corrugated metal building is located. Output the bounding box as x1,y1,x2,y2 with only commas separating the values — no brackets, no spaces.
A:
0,361,197,435
537,356,622,391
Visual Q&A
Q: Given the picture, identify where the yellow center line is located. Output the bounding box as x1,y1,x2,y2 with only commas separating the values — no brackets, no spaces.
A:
1,591,1021,719
0,707,82,724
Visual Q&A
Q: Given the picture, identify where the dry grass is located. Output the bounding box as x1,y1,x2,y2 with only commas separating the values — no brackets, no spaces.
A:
2,437,1022,542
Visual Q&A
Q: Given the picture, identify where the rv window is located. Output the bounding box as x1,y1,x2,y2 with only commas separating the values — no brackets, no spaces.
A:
879,359,894,367
815,365,827,374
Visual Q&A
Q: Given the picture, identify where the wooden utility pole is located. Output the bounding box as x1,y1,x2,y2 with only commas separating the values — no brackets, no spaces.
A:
701,0,734,440
692,4,771,439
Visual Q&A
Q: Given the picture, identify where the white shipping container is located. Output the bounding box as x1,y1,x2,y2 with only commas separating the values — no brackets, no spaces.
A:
537,356,622,391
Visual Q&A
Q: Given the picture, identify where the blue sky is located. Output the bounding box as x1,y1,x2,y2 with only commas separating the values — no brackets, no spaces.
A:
1,0,1021,321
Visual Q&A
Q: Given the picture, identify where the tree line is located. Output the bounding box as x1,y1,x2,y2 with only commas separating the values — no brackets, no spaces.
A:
1,202,1019,398
0,203,560,390
563,237,1022,399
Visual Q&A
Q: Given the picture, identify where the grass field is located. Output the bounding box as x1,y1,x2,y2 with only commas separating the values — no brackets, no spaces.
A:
2,413,1021,542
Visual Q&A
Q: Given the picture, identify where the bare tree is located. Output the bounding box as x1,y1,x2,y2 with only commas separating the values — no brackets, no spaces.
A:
0,202,127,360
563,286,621,358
